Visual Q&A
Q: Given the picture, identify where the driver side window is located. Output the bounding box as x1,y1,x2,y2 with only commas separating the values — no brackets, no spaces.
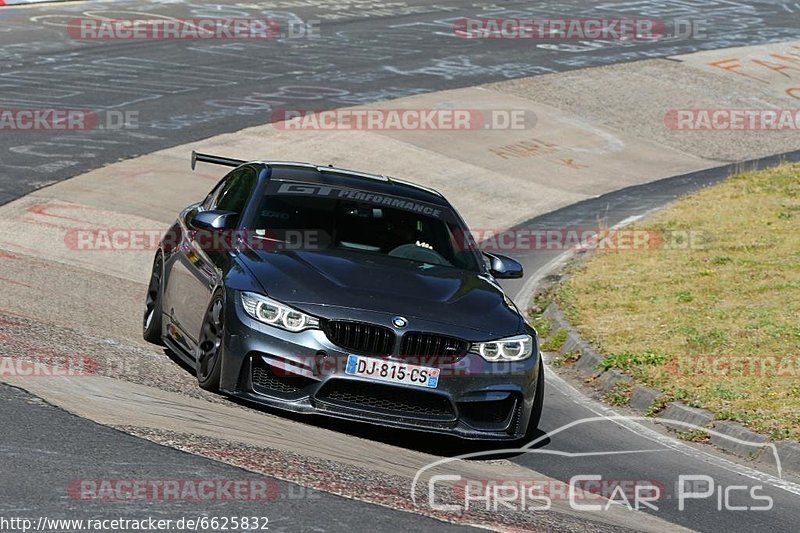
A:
204,167,258,217
202,180,226,210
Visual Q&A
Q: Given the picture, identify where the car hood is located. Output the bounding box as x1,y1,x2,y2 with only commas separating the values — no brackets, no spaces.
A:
236,249,522,336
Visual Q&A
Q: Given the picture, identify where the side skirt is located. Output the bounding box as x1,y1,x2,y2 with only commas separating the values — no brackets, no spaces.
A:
164,336,197,369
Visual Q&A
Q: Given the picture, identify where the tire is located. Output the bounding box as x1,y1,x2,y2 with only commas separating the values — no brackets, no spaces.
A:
143,252,165,345
520,358,545,444
196,291,225,392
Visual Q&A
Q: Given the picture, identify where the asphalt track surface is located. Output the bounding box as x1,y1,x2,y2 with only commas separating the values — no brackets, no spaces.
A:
0,382,476,532
1,0,799,204
2,1,800,532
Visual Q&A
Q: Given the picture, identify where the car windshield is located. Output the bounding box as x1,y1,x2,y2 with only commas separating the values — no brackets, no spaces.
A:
247,190,481,272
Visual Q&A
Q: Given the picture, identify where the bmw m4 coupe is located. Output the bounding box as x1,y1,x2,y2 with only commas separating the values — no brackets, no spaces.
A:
143,151,544,441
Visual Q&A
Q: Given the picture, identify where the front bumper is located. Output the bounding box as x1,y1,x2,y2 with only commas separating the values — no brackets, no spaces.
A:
219,293,541,441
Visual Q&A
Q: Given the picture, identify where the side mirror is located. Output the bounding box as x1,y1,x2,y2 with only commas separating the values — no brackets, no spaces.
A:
191,210,239,231
484,252,524,279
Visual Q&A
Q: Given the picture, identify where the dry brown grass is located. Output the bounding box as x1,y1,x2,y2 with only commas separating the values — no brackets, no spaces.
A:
557,163,800,440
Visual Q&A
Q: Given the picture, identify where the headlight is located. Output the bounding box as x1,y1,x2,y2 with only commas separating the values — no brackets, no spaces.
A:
240,292,319,332
470,334,534,362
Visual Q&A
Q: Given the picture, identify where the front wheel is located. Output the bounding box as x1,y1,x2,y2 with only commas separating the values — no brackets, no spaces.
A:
520,358,545,444
143,252,164,345
196,292,225,392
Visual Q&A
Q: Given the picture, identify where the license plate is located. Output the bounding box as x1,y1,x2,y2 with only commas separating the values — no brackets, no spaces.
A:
345,355,440,389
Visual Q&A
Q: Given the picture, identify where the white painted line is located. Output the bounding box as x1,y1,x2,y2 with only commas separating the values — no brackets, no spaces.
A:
512,213,800,498
545,369,800,497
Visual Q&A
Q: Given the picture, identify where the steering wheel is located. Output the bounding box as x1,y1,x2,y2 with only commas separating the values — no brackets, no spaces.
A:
387,244,450,266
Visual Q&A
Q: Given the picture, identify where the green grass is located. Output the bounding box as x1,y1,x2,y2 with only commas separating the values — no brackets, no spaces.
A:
604,382,633,406
597,351,667,372
554,163,800,440
529,314,552,338
551,350,580,368
676,430,710,443
540,329,567,352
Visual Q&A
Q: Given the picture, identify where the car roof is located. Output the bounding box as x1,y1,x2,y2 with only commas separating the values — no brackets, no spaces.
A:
254,161,450,207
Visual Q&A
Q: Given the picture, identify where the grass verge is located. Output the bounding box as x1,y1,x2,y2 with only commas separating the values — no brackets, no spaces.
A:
554,163,800,440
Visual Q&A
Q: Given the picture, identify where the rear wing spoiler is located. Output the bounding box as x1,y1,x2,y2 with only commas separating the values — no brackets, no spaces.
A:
191,150,246,170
